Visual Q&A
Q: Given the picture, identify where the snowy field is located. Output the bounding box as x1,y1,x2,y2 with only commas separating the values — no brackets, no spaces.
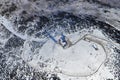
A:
0,0,120,80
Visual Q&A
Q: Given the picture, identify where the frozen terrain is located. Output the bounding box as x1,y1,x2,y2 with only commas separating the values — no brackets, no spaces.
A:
0,0,120,80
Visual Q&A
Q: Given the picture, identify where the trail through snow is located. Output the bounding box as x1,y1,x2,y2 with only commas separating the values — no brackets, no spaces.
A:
21,30,113,77
0,15,47,42
0,14,118,80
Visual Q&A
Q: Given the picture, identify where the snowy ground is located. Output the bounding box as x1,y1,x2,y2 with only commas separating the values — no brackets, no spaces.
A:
21,28,117,80
0,0,120,80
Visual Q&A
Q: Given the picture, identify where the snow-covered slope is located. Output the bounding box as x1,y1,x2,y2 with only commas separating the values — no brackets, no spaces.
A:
0,0,120,80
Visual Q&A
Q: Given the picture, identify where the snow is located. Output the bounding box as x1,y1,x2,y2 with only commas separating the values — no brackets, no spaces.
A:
21,29,115,79
0,0,120,79
0,15,47,42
